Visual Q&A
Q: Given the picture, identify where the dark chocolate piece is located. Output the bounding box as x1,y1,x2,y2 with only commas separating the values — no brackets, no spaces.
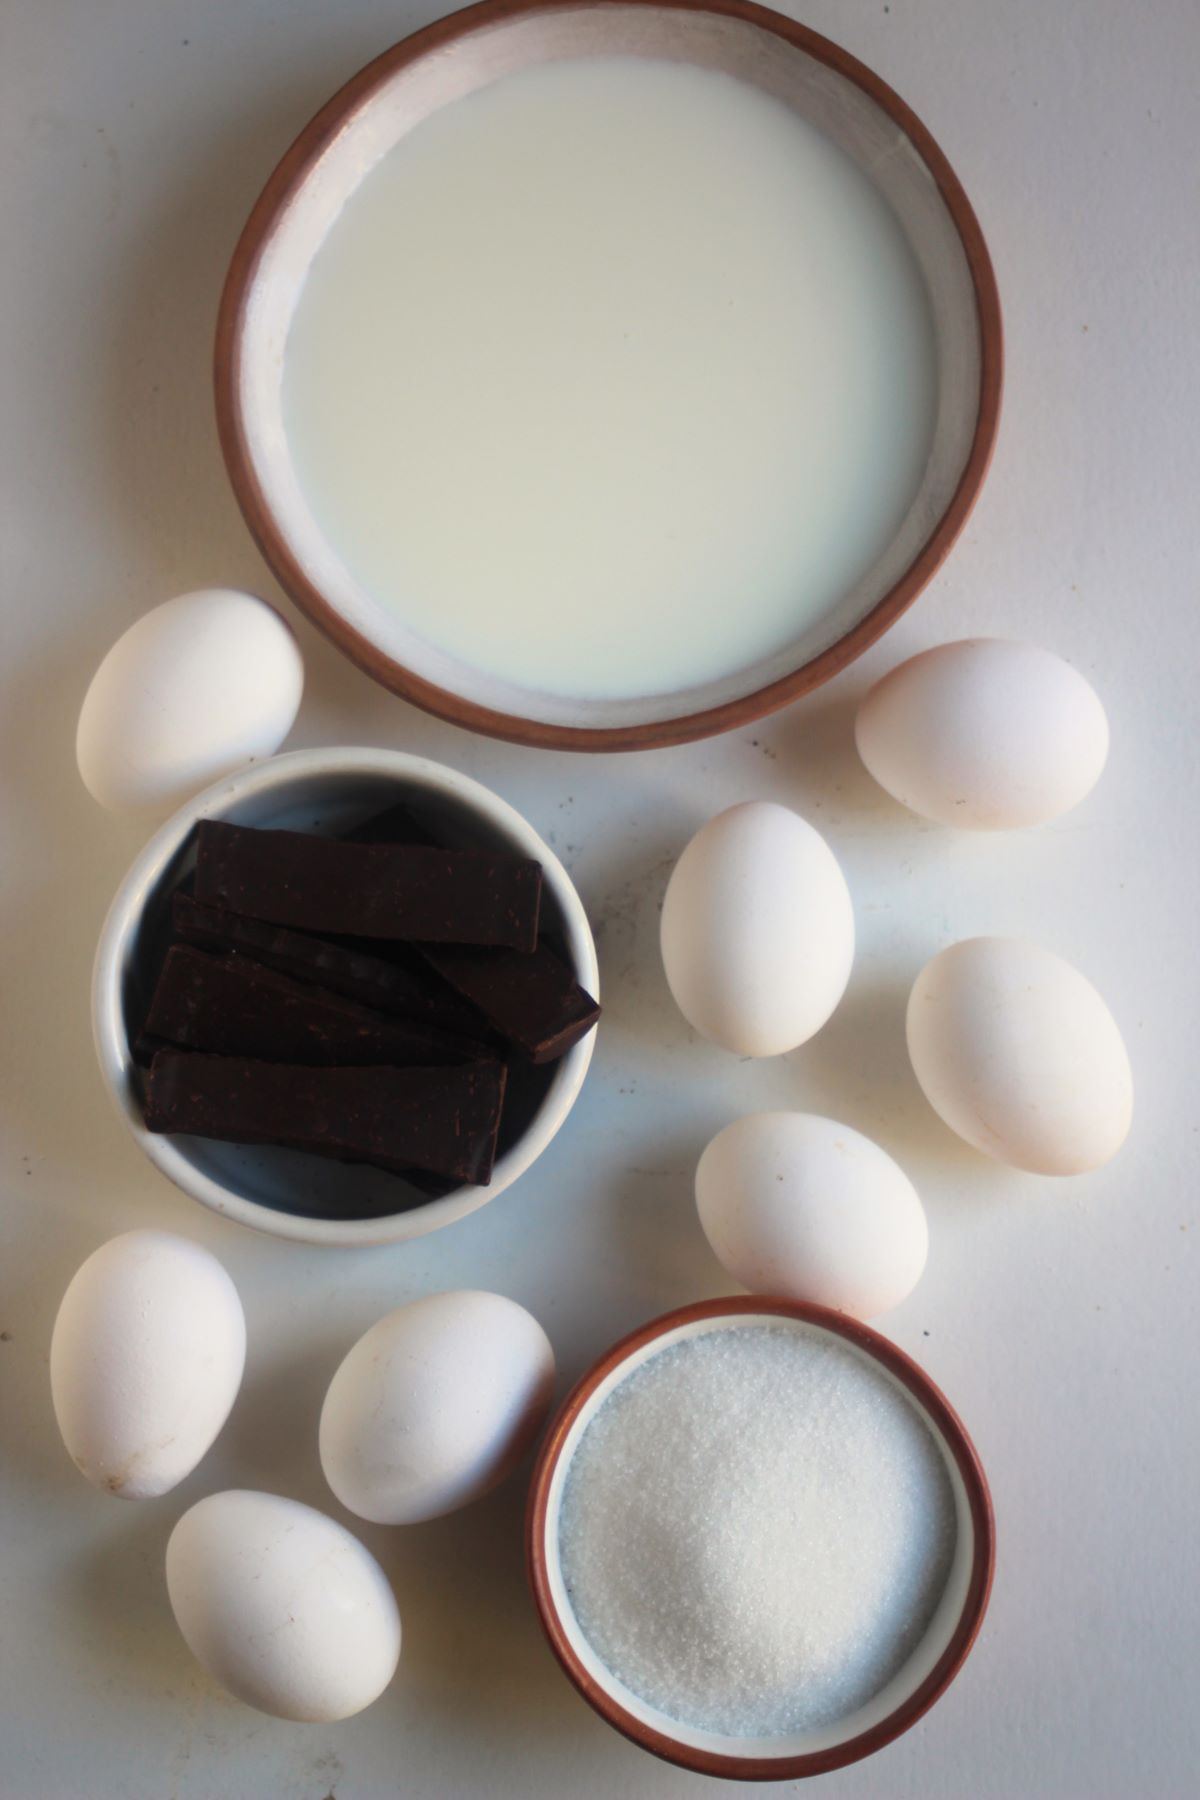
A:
194,821,542,951
145,944,478,1067
401,1168,462,1200
418,942,599,1063
342,802,439,847
145,1053,507,1185
495,1051,555,1149
400,1048,552,1195
172,893,485,1037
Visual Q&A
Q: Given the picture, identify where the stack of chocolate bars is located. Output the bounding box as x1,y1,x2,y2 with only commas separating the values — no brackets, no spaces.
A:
140,805,599,1196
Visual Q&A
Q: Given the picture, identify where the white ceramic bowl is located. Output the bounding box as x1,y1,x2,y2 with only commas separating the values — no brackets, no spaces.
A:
92,747,598,1246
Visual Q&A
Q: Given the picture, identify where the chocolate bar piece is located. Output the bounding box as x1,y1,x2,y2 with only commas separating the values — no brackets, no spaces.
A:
145,1053,507,1185
145,945,478,1067
172,893,485,1038
194,821,542,951
132,1031,165,1068
342,802,439,847
418,943,599,1063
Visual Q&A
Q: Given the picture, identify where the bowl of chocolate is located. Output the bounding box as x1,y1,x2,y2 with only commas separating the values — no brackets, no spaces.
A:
92,747,600,1245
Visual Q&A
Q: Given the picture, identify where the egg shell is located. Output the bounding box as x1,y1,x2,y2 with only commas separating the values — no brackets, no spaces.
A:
696,1112,928,1318
76,588,303,815
907,936,1133,1175
166,1490,401,1721
49,1229,245,1500
855,638,1109,829
660,801,854,1057
319,1290,556,1525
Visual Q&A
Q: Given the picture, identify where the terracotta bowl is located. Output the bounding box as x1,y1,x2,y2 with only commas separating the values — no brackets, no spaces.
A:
91,747,598,1247
216,0,1001,752
526,1296,994,1780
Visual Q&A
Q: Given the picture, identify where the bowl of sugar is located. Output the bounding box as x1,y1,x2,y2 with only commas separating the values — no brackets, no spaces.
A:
216,0,1001,751
527,1296,993,1780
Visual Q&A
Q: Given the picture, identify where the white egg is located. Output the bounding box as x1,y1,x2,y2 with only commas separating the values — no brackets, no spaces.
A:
166,1490,401,1721
319,1290,556,1525
76,588,303,815
660,801,854,1057
49,1229,245,1500
855,638,1109,829
907,937,1133,1174
696,1113,928,1318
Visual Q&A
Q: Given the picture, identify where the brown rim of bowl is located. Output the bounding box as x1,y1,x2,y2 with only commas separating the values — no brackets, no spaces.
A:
215,0,1003,754
525,1295,995,1781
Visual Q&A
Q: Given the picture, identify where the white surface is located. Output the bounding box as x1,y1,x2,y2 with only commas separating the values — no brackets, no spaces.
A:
0,1,1197,1796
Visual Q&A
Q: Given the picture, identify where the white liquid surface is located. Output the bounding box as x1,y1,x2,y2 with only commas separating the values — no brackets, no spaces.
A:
283,56,938,701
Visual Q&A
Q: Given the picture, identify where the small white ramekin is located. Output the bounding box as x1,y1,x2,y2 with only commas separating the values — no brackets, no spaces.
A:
92,746,598,1247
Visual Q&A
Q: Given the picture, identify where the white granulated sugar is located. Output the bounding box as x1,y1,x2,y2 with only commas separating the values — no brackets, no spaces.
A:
557,1323,956,1738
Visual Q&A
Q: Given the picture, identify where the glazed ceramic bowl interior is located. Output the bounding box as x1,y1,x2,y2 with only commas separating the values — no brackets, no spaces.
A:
92,748,598,1247
217,0,1000,750
528,1299,993,1780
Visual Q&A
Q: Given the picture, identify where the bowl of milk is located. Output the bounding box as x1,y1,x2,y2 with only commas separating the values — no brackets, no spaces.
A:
217,0,1001,749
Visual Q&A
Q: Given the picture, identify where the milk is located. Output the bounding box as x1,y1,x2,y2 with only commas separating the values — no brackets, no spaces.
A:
283,55,937,701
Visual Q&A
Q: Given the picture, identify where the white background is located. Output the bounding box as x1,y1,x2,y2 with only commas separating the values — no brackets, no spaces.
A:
2,2,1197,1796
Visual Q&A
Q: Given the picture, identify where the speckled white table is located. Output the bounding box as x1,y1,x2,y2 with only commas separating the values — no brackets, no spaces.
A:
2,2,1198,1796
